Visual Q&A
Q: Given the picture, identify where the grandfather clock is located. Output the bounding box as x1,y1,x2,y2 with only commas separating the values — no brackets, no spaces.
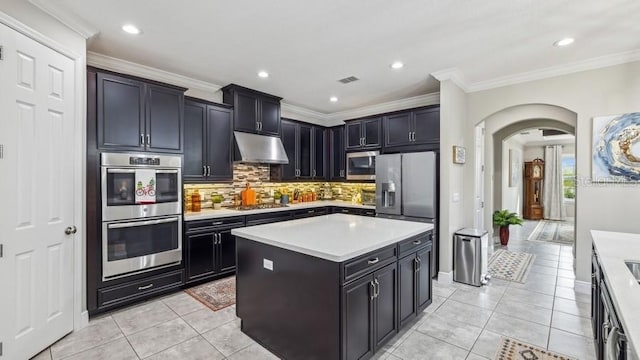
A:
523,158,544,220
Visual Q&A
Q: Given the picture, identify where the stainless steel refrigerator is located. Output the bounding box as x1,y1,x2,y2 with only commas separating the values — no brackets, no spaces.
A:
376,151,438,277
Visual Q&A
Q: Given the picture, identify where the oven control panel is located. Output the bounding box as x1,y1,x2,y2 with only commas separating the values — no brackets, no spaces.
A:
129,157,160,166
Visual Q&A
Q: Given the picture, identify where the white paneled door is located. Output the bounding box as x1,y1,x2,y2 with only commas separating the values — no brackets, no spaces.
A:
0,22,76,359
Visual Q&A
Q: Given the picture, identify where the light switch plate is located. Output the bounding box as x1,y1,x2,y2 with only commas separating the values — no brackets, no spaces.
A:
452,193,460,203
263,259,273,271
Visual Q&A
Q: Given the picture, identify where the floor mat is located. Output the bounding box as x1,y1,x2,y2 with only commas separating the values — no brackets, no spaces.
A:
488,249,535,283
184,276,235,312
527,220,574,245
495,336,576,360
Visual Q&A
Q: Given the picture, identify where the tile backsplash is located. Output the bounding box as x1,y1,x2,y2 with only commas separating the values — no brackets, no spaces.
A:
184,163,375,209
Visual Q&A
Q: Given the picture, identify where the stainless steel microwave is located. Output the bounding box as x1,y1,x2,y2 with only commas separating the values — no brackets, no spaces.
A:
346,151,379,180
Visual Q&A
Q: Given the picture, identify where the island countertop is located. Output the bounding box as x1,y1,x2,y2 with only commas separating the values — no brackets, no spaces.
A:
591,230,640,358
231,213,433,262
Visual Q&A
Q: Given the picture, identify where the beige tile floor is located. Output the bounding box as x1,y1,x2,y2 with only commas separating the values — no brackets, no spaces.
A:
34,221,594,360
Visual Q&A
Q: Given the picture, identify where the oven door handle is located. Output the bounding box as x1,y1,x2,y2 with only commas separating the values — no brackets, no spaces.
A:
108,217,179,229
156,170,179,174
107,169,136,174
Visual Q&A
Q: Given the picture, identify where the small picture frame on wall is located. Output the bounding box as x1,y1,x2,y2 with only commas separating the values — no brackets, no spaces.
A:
453,146,466,164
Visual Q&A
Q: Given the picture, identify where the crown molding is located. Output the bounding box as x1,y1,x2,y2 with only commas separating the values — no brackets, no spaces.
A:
325,92,441,125
466,49,640,92
87,52,222,94
280,103,328,124
28,0,98,39
431,68,469,92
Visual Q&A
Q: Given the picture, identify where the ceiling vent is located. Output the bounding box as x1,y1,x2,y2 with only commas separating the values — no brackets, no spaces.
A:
338,76,359,84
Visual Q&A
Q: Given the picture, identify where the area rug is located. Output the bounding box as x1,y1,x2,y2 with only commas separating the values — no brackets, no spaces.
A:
527,220,574,245
488,249,535,283
495,336,576,360
184,276,235,311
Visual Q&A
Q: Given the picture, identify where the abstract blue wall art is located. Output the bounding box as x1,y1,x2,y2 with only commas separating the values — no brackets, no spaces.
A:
593,112,640,182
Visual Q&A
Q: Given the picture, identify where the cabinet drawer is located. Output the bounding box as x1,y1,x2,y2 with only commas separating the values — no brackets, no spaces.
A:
186,216,245,232
361,209,376,217
246,211,292,226
293,207,328,219
398,232,432,257
98,270,184,309
335,207,359,215
343,245,397,284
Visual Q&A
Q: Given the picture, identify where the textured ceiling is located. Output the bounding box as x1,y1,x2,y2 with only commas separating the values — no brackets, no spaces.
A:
53,0,640,113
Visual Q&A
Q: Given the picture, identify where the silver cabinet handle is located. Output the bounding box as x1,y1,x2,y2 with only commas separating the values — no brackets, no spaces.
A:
140,134,145,146
413,240,422,245
212,221,223,226
256,122,260,131
370,280,376,300
203,166,207,176
313,169,316,177
413,132,416,141
307,210,315,213
146,134,151,146
207,166,211,176
374,279,380,298
408,132,412,141
138,284,154,291
603,321,611,343
368,257,379,265
416,256,421,271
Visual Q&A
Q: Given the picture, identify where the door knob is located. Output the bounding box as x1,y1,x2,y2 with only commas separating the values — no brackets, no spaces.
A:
65,226,77,235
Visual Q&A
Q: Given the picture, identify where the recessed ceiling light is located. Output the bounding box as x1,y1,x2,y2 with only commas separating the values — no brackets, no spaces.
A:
553,38,574,47
329,96,338,102
258,71,269,78
122,24,141,35
390,61,404,69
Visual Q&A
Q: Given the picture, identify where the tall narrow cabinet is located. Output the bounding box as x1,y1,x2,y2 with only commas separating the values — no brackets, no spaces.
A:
523,158,544,220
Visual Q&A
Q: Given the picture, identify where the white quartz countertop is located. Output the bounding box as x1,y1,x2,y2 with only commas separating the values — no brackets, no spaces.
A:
231,213,433,262
184,200,375,221
591,230,640,358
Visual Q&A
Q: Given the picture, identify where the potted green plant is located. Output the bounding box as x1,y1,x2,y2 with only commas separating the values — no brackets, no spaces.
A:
492,209,523,245
211,194,223,209
274,190,282,204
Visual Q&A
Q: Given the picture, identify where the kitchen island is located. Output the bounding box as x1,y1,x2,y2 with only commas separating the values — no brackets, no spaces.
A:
232,214,434,360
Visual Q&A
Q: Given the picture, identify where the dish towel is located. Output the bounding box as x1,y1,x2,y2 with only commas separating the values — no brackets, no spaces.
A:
135,169,156,204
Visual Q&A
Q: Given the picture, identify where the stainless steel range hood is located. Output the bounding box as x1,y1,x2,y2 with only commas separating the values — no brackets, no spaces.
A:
233,131,289,164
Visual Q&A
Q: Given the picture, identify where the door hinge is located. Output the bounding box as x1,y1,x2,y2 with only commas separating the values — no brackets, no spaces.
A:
0,45,3,60
0,144,4,159
0,244,3,257
481,201,484,208
481,165,484,172
0,341,3,356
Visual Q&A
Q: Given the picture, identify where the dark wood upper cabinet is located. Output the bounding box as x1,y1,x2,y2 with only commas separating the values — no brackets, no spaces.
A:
330,126,346,180
183,97,233,182
222,84,282,136
345,117,381,151
96,70,185,153
97,72,145,151
271,119,326,181
383,106,440,151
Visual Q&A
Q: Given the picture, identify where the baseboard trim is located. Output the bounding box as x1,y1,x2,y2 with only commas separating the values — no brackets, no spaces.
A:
437,271,453,284
74,310,89,330
574,280,591,295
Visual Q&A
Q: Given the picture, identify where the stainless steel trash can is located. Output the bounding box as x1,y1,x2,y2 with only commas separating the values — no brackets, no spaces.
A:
453,228,489,286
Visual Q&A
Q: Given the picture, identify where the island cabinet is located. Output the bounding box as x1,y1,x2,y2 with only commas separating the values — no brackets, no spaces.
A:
221,84,282,136
184,216,245,284
93,69,185,153
345,117,382,151
383,106,440,152
183,98,233,182
233,215,433,360
398,233,433,327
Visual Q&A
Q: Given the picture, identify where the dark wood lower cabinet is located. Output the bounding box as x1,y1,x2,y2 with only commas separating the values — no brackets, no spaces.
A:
399,244,433,327
343,273,375,360
185,221,244,284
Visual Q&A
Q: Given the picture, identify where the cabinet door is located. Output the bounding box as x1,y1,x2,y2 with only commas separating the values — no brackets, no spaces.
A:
146,84,183,153
362,117,382,148
345,121,363,150
412,107,439,144
234,91,259,133
183,100,207,181
342,274,374,360
217,230,236,273
260,97,281,136
207,105,233,181
298,124,313,178
280,120,298,179
374,263,398,347
313,127,326,179
186,232,216,281
97,72,145,150
416,246,432,312
384,112,412,148
330,126,345,180
398,255,417,327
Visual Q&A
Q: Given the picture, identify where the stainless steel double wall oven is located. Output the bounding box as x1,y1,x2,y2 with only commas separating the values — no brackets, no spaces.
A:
101,153,182,280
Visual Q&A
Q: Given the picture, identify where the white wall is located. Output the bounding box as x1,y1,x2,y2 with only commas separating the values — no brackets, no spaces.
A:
438,80,468,278
465,61,640,283
524,146,544,161
502,138,523,216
